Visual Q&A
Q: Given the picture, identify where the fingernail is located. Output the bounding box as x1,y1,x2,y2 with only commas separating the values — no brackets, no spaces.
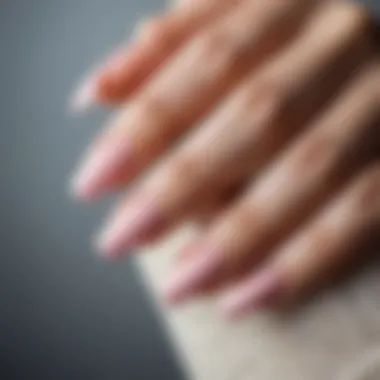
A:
221,266,283,319
70,137,132,200
131,18,151,44
163,243,224,305
95,195,164,257
69,70,99,114
104,46,129,75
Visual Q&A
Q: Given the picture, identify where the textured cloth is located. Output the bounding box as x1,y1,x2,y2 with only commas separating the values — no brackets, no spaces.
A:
138,226,380,380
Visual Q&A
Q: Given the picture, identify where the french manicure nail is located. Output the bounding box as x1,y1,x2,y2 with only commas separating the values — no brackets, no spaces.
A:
70,137,132,200
163,243,224,305
221,266,283,319
95,195,164,257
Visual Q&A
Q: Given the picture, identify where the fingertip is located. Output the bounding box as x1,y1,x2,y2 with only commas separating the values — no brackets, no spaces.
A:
69,71,99,115
94,194,165,260
219,291,250,320
162,243,224,305
69,165,101,202
70,136,134,202
68,170,101,202
94,220,127,259
93,231,126,261
220,266,284,318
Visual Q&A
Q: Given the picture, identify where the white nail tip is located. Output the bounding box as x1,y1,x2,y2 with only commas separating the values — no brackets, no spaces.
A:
69,73,97,115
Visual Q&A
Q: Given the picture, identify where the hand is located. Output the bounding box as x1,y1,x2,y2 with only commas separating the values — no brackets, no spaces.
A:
70,0,380,318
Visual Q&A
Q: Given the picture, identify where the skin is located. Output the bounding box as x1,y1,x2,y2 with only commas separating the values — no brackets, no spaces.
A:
70,0,380,319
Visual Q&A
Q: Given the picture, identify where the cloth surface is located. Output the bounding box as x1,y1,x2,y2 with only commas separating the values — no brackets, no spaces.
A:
138,226,380,380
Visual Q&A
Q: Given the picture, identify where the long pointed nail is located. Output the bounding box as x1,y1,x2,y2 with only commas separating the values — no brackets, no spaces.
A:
103,46,131,78
163,243,224,305
69,70,99,114
95,195,164,258
70,137,132,200
221,266,283,319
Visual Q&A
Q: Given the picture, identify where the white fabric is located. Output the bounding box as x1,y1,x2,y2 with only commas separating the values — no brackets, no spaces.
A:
137,225,380,380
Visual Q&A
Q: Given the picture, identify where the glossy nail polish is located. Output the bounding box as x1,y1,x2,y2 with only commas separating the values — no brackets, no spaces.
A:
71,137,132,200
221,266,283,319
163,243,224,304
95,195,164,257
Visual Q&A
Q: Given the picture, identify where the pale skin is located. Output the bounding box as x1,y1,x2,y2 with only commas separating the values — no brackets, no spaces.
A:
70,0,380,318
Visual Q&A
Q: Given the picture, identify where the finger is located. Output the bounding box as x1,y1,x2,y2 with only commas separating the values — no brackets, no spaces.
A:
162,61,380,305
71,0,315,200
70,0,241,112
176,242,224,294
95,1,372,257
221,162,380,318
175,186,244,295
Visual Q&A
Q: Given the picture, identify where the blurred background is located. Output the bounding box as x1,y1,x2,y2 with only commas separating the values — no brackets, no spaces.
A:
0,1,184,379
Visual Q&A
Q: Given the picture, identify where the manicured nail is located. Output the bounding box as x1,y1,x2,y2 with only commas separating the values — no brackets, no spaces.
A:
103,46,130,77
70,137,132,200
221,266,283,319
69,70,99,114
163,243,224,305
95,195,164,257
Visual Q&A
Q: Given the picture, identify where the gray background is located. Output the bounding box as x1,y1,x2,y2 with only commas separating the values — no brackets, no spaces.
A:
0,1,184,379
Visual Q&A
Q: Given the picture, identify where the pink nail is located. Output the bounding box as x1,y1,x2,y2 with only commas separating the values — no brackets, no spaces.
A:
221,266,283,319
70,137,132,200
95,195,164,257
105,47,127,72
163,243,224,305
69,70,99,114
